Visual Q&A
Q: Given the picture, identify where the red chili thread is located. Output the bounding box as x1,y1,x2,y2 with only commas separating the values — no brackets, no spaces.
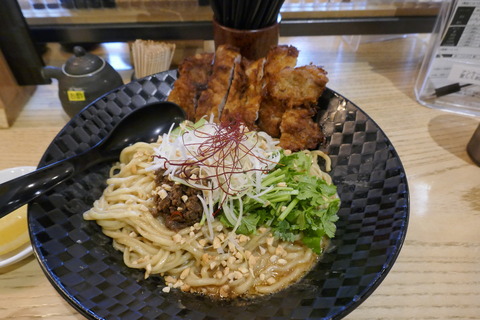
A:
154,120,277,196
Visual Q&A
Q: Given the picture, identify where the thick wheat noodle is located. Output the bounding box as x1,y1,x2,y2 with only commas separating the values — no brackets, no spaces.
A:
83,140,329,298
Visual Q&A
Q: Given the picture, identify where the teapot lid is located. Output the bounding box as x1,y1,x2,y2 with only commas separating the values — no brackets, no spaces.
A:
63,46,105,76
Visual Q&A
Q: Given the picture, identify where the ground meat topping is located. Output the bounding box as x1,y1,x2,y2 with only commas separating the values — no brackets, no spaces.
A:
153,169,203,231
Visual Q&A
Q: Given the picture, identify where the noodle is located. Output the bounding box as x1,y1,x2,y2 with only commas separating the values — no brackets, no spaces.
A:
84,124,335,299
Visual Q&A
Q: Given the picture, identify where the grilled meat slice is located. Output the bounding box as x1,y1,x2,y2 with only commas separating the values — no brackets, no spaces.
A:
195,45,241,122
168,52,214,121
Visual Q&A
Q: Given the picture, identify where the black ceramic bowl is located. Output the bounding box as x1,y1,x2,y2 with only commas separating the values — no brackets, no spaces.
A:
28,70,409,320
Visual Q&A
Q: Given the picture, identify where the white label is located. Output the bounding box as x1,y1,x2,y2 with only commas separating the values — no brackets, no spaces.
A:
448,63,480,85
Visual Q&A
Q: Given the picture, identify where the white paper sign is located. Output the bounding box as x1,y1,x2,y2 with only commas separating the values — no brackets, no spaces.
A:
449,63,480,85
414,0,480,116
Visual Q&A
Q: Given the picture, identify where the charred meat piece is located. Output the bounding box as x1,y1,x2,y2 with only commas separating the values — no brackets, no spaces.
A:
279,108,324,151
256,95,284,138
268,65,328,109
195,45,241,122
239,57,266,129
154,170,203,231
263,45,299,81
274,64,328,151
220,58,248,125
168,52,214,121
257,45,299,137
220,57,266,129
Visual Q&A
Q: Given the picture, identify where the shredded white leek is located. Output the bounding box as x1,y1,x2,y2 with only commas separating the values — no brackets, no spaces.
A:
148,119,281,239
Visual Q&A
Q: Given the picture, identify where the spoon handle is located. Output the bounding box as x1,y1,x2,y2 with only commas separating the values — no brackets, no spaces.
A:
0,160,76,219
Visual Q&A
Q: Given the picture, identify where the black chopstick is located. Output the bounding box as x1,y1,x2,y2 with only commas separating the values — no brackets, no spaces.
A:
211,0,284,30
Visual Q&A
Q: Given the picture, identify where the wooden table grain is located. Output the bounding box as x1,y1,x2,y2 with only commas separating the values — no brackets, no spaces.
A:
1,35,479,320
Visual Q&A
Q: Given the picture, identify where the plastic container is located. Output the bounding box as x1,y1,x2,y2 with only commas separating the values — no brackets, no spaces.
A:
414,0,480,117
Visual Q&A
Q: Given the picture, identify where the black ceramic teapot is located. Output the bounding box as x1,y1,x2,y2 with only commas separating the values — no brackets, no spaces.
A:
42,46,124,117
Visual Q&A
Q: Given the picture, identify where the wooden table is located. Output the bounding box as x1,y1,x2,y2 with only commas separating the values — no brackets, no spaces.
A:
1,35,479,319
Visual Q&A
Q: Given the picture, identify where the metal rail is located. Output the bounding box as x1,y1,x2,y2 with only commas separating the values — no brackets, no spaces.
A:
29,16,437,44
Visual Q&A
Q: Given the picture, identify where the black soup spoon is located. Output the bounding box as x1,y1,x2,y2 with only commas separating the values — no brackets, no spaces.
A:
0,101,186,219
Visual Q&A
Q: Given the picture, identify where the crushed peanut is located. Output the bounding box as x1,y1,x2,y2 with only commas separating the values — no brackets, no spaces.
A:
161,184,172,191
223,267,230,277
248,255,258,266
266,237,274,246
259,246,266,255
269,255,278,263
172,234,183,243
158,189,168,200
213,237,221,249
239,266,249,274
201,253,211,264
162,286,171,293
180,268,190,280
219,285,230,298
173,280,184,288
275,245,286,257
266,277,276,285
238,234,250,243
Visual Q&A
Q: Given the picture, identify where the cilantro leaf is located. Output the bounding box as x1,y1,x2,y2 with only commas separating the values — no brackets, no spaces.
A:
220,150,340,254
